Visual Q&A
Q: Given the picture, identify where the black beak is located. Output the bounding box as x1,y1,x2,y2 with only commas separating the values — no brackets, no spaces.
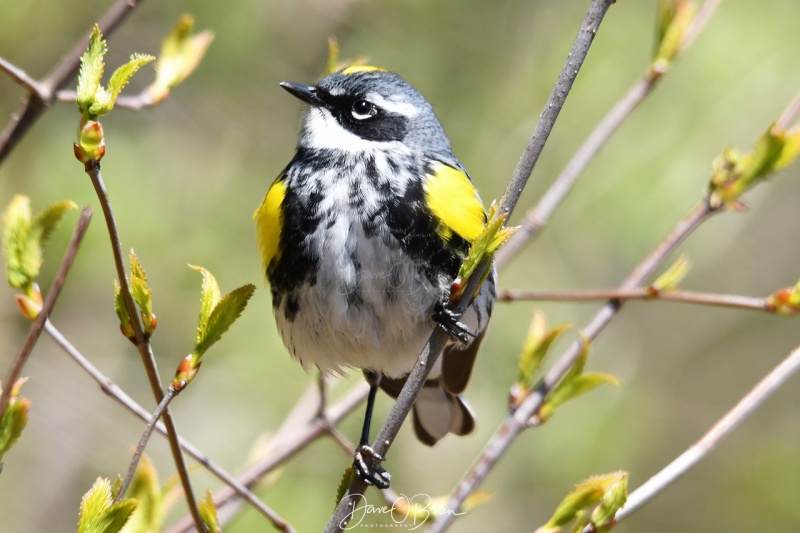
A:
279,82,322,106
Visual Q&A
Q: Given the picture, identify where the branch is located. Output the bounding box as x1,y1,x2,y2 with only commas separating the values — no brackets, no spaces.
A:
498,287,770,312
494,0,723,269
0,0,146,164
57,89,156,111
429,198,721,532
0,56,48,98
0,206,92,417
326,1,615,531
83,161,204,531
165,381,369,533
600,343,800,529
42,320,293,531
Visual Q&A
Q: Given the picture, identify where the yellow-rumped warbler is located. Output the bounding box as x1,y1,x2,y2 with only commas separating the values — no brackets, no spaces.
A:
254,66,496,487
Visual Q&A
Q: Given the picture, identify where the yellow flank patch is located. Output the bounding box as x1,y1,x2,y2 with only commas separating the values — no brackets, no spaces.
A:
424,162,486,244
254,178,286,273
341,65,387,75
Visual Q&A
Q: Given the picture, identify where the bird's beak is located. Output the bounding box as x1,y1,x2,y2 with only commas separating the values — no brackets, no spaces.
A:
279,82,322,107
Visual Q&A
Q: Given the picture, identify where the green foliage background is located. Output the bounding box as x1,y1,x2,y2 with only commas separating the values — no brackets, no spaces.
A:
1,1,800,531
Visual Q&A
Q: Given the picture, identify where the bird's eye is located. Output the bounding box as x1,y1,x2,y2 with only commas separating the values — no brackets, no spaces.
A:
351,100,376,120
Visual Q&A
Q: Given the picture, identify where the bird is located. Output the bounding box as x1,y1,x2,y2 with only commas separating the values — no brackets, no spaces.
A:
254,65,496,488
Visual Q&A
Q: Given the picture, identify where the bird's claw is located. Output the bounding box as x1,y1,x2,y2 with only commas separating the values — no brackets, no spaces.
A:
353,444,392,489
434,305,475,343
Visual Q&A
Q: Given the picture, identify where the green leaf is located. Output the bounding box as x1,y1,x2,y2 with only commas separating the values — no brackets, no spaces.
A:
0,379,30,464
538,472,628,532
651,254,690,293
190,265,221,336
591,472,628,531
512,311,571,409
335,466,355,507
193,283,256,359
325,37,340,76
120,455,166,533
78,477,138,533
710,125,800,208
654,0,696,65
539,339,620,421
148,15,214,104
2,195,76,291
129,251,156,335
198,491,222,533
113,280,134,341
97,54,155,115
77,25,107,116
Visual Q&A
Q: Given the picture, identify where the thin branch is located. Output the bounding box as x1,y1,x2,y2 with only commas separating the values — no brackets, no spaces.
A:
429,199,721,532
56,89,156,111
83,161,204,531
495,0,723,269
0,56,48,98
117,387,177,501
498,287,771,312
604,343,800,529
326,1,614,531
42,320,294,531
0,0,146,164
773,89,800,133
0,206,92,417
165,382,369,533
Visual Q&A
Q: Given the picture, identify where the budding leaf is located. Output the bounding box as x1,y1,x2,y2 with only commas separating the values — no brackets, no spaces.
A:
129,251,156,335
120,454,166,533
194,283,256,360
767,278,800,315
651,254,691,293
77,25,107,116
710,124,800,208
511,311,571,409
2,195,76,292
148,15,214,104
0,378,30,466
454,202,518,300
190,265,221,330
335,466,355,507
539,338,620,422
198,491,222,533
654,0,696,66
538,472,628,532
76,25,154,119
78,477,138,533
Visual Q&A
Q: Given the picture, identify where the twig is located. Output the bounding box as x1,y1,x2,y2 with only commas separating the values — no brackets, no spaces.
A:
118,387,177,501
429,199,721,533
83,161,204,531
773,89,800,133
42,320,293,531
0,206,92,417
495,0,723,269
325,1,615,531
56,89,156,111
0,0,146,163
498,287,770,312
165,382,369,533
0,56,48,98
601,343,800,529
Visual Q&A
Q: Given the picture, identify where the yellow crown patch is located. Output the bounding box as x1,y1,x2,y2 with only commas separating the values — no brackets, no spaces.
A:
340,65,387,75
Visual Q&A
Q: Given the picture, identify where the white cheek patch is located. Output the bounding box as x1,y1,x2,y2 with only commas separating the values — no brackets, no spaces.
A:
300,107,377,152
367,93,420,118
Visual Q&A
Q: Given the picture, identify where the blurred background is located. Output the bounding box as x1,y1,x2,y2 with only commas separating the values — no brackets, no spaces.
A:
2,0,800,531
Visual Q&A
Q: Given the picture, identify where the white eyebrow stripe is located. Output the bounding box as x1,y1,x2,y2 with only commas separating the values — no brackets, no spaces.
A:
367,93,420,118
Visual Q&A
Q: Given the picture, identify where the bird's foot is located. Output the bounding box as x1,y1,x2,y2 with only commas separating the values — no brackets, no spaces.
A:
353,444,391,489
433,305,475,343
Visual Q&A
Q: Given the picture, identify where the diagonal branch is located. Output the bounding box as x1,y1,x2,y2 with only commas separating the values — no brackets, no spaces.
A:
429,198,721,532
601,343,800,530
495,0,723,269
0,206,92,417
325,1,615,531
42,320,293,531
83,161,204,531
